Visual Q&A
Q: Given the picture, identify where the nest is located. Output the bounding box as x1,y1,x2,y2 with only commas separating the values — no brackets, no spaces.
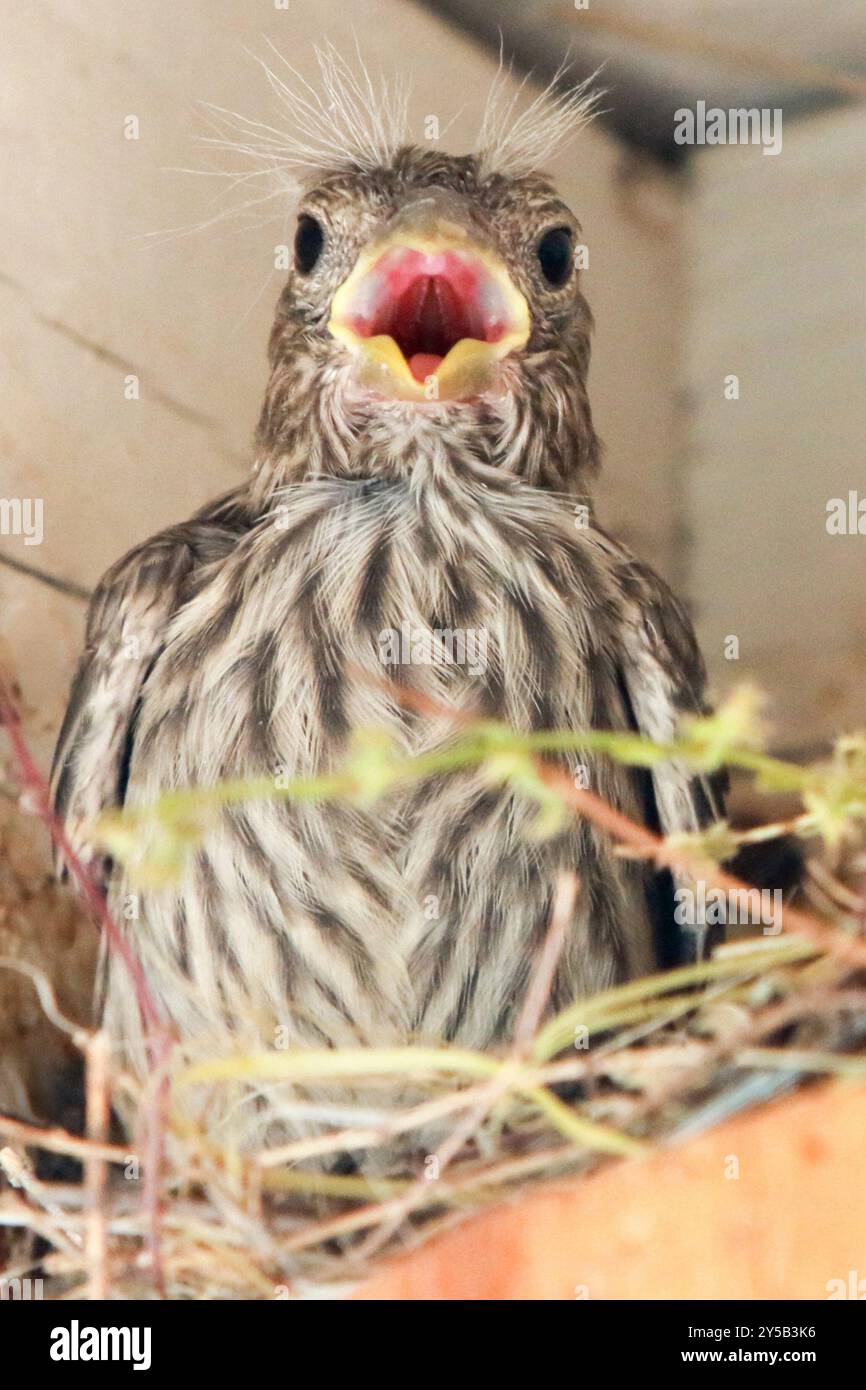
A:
1,923,865,1299
2,679,866,1299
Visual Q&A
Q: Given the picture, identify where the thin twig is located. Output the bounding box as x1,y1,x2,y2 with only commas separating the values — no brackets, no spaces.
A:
514,873,579,1052
84,1033,110,1300
0,1115,127,1165
538,765,866,967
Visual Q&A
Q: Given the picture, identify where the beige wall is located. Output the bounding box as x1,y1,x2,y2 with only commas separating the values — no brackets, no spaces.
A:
682,103,866,751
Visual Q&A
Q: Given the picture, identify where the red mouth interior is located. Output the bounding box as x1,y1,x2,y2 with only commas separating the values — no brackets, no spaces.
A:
344,248,509,383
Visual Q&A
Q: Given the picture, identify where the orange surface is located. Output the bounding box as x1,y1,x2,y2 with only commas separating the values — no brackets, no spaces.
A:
353,1082,866,1300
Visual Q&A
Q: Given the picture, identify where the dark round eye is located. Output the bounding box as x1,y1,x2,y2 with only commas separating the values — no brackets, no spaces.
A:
294,214,325,274
536,226,573,287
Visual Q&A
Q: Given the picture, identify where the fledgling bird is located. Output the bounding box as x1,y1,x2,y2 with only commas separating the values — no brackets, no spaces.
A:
51,57,722,1143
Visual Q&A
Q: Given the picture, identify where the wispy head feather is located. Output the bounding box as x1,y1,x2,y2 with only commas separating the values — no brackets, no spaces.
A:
477,58,603,177
174,46,601,244
196,40,411,210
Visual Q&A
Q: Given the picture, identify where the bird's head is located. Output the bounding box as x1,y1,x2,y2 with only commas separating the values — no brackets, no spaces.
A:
243,52,601,492
283,151,584,404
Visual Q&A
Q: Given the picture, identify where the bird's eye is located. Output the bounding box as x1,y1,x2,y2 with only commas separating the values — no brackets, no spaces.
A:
294,214,325,274
536,226,573,287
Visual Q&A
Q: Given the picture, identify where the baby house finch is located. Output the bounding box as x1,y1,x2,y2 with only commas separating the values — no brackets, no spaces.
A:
51,59,722,1145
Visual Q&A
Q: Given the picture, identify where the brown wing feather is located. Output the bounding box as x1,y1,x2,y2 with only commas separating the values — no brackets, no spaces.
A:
51,489,251,884
601,535,727,962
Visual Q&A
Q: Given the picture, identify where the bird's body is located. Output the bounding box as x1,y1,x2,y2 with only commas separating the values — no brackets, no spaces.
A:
52,92,722,1149
99,465,663,1073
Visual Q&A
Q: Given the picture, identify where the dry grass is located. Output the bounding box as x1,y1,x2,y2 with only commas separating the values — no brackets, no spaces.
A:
1,673,865,1299
2,930,865,1299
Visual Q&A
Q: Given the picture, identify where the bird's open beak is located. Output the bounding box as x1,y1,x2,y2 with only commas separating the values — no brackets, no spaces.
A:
328,194,530,403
